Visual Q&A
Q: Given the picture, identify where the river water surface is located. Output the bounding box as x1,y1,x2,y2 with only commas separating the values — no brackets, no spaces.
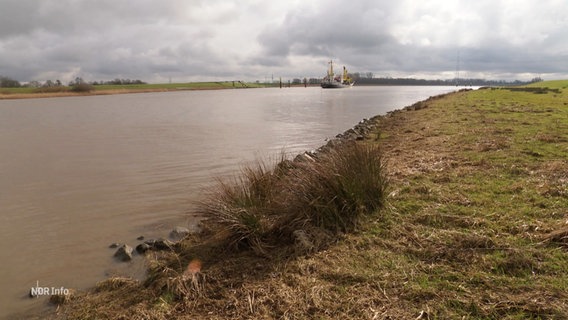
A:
0,86,458,318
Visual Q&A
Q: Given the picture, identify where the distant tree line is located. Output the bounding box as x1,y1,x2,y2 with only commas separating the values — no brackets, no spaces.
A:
0,76,147,88
0,76,22,88
69,78,146,86
0,76,148,95
289,73,543,87
350,76,542,86
352,73,544,86
90,78,147,85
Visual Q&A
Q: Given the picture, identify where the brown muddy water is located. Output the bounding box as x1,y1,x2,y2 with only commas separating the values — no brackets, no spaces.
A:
0,86,458,318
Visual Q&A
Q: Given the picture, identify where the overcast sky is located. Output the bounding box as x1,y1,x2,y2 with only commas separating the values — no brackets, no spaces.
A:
1,0,567,83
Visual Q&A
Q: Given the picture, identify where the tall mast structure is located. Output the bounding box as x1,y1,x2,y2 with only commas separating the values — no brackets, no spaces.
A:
455,50,461,86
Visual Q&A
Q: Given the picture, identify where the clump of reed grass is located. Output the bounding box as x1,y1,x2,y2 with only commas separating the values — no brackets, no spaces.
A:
197,143,387,254
279,143,387,234
164,259,206,301
198,154,293,254
143,253,206,303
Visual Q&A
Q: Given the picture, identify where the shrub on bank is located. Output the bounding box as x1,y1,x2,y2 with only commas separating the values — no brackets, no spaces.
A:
198,143,387,254
197,155,290,254
279,143,387,234
71,82,94,92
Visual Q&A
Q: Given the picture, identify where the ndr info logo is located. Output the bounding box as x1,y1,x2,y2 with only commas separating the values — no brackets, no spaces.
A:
29,281,70,298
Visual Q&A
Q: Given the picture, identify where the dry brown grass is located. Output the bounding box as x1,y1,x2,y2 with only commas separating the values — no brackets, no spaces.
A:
197,143,387,255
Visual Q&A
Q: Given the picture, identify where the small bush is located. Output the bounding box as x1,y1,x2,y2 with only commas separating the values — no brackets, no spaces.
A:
71,82,94,92
197,143,388,253
198,158,283,254
278,143,387,233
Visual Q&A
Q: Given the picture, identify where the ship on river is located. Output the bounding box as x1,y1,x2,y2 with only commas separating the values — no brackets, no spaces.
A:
321,60,354,88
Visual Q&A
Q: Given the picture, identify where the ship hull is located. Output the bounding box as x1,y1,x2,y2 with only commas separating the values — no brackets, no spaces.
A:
320,81,354,89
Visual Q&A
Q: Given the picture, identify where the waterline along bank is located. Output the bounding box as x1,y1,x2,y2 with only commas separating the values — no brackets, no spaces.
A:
33,82,568,318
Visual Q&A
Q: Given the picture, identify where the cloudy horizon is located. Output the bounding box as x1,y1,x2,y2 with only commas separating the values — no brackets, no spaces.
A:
1,0,567,84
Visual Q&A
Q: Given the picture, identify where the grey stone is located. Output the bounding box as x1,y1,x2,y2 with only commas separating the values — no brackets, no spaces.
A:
143,239,156,246
136,243,151,254
113,244,133,262
154,238,175,250
170,226,190,240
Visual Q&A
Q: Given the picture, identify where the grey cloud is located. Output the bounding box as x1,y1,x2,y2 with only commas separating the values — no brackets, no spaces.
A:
252,0,568,80
255,1,395,59
1,0,567,83
0,1,39,38
0,0,230,82
0,0,196,38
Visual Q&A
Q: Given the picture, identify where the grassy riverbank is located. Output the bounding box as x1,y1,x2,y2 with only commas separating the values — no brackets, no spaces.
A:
43,81,568,319
0,81,265,99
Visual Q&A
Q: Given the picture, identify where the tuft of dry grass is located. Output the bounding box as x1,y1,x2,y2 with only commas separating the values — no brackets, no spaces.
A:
94,277,138,292
196,157,285,254
197,143,388,255
276,143,387,234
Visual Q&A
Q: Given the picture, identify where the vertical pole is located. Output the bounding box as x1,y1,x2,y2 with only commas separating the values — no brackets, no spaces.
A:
455,50,460,86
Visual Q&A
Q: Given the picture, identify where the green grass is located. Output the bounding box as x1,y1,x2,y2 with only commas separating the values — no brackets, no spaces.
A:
525,79,568,89
373,82,568,317
0,86,37,94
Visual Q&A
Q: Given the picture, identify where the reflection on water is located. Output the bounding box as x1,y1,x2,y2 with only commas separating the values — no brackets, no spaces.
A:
0,86,457,318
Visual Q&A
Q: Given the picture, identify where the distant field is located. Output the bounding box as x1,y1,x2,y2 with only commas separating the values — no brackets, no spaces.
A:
0,81,267,99
0,87,37,94
524,79,568,89
92,81,266,91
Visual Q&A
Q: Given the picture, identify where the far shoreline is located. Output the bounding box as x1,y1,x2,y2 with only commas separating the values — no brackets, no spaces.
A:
0,84,260,100
0,82,474,100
